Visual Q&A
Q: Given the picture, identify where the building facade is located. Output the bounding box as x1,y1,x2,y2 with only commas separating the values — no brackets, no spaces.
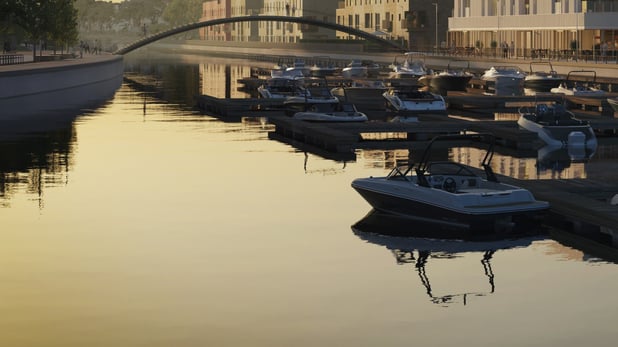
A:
258,0,338,43
335,0,452,51
449,0,618,58
200,0,231,41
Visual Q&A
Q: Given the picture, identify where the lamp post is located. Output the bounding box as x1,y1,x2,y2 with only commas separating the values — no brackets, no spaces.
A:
433,2,438,54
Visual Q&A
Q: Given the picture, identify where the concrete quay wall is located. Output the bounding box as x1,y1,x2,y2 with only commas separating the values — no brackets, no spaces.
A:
0,55,124,120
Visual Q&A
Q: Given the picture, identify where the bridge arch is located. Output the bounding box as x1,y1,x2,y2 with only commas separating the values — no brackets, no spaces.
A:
114,15,405,55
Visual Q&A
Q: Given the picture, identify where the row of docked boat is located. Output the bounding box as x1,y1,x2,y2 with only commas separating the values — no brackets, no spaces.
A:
271,53,614,99
256,55,601,163
257,65,448,122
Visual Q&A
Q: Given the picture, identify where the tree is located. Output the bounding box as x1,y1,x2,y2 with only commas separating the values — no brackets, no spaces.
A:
49,0,79,52
162,0,202,38
12,0,78,59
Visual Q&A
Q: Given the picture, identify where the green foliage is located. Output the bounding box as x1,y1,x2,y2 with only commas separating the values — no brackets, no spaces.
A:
162,0,202,27
8,0,78,46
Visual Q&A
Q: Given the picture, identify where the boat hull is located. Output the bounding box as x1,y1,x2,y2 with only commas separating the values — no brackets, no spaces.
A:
524,77,564,92
351,180,549,232
518,115,597,149
422,75,472,95
293,111,368,122
483,76,524,96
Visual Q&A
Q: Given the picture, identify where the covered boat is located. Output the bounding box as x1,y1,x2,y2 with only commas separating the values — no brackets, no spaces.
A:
418,60,473,95
481,66,525,96
517,103,597,149
351,134,549,231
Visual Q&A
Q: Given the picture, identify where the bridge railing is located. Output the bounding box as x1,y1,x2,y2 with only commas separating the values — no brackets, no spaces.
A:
0,54,25,65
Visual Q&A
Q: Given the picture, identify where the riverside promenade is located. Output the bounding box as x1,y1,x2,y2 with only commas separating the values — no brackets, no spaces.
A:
0,52,124,120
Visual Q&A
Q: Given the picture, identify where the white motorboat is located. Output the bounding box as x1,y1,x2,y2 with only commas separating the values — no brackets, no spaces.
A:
389,52,430,80
418,60,473,95
293,102,368,122
481,66,525,96
341,59,368,79
524,61,564,93
257,76,304,99
383,87,447,115
285,58,311,77
518,103,597,149
351,134,550,231
283,78,340,116
550,70,605,96
309,56,338,77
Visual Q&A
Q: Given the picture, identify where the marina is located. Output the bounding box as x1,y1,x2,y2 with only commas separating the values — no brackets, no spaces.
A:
192,65,618,250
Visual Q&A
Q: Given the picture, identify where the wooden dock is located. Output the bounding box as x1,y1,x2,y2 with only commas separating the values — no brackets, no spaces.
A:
497,175,618,256
197,92,618,152
195,93,618,258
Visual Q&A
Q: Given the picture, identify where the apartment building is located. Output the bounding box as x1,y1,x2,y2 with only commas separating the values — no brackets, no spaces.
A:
200,0,231,41
335,0,453,51
449,0,618,58
200,0,337,43
259,0,338,43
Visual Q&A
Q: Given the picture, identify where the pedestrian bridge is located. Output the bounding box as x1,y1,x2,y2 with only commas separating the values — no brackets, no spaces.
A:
114,15,405,55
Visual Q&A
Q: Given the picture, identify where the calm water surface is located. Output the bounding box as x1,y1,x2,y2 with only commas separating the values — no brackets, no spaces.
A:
1,53,617,347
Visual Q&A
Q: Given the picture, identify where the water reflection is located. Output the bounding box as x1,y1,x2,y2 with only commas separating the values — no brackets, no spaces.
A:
537,144,595,176
0,124,75,207
352,210,543,307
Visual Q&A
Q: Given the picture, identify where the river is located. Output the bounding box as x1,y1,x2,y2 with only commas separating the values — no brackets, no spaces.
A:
0,51,617,347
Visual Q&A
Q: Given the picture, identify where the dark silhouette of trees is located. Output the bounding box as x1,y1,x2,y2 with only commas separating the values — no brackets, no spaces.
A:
3,0,78,59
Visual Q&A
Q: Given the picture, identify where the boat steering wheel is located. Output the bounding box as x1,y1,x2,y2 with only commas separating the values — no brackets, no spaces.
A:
443,177,457,193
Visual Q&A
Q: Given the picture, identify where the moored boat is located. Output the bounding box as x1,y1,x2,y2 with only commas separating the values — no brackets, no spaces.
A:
524,61,564,93
481,66,525,96
310,56,338,77
351,134,549,232
292,102,368,122
283,78,340,116
550,70,605,96
331,79,387,107
383,86,447,115
257,76,304,99
419,60,473,95
341,59,368,79
388,52,430,81
517,103,597,149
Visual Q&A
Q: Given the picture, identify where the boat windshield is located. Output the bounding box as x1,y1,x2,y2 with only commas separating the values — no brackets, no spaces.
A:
386,165,414,180
426,162,476,176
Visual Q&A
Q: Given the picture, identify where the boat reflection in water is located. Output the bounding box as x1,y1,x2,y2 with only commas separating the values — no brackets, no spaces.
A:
536,144,595,176
352,210,544,306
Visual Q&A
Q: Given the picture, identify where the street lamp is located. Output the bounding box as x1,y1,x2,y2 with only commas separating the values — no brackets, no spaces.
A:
433,2,438,53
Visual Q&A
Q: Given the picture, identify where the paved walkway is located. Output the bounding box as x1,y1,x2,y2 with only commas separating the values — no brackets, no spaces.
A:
0,51,120,74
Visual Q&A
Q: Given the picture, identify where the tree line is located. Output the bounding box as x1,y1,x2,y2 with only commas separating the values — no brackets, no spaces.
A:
1,0,78,56
1,0,203,57
75,0,203,35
